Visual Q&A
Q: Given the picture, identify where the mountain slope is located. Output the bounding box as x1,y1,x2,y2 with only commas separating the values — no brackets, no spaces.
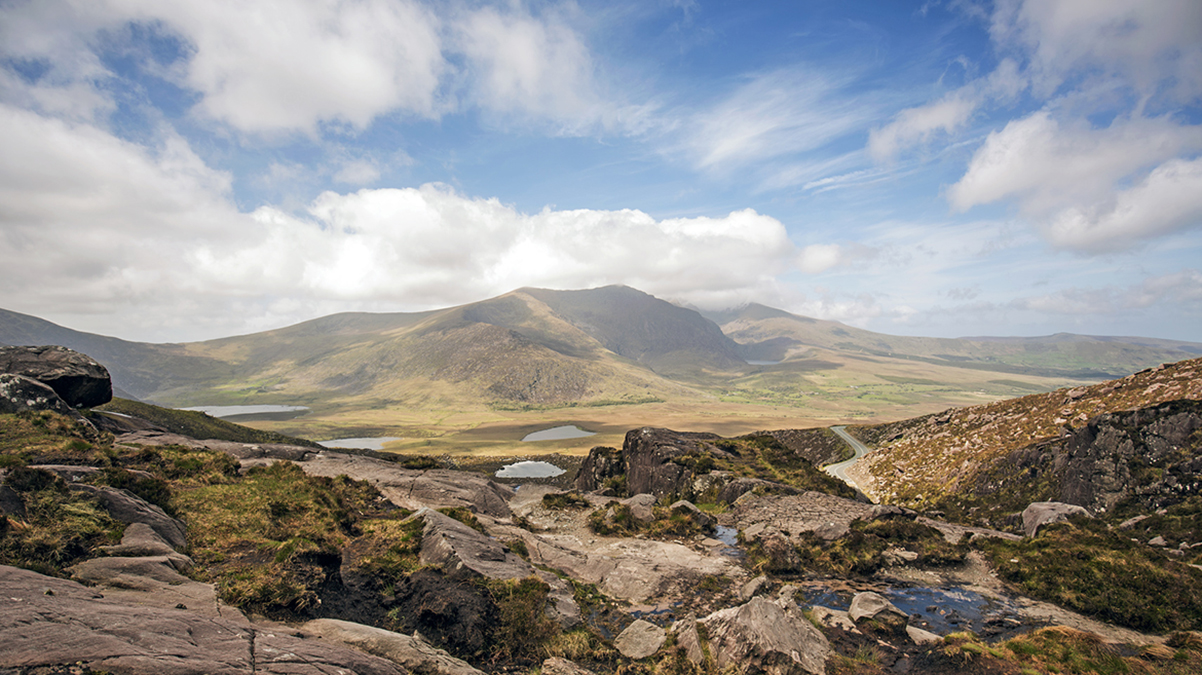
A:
708,303,1202,378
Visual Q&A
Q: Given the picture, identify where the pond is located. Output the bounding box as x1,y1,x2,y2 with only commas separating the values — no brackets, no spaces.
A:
495,460,567,478
179,404,310,421
521,425,596,442
320,437,402,451
800,584,1028,638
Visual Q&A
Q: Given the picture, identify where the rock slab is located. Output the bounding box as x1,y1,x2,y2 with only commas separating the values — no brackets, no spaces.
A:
1022,501,1090,537
699,592,829,675
303,618,485,675
614,619,666,659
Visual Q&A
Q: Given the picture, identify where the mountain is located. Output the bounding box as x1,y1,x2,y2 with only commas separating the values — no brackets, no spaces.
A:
4,286,1200,447
706,303,1202,379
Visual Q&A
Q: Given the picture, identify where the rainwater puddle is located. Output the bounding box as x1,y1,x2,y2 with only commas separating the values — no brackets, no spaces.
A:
801,584,1028,638
495,460,566,478
713,525,744,558
521,425,596,442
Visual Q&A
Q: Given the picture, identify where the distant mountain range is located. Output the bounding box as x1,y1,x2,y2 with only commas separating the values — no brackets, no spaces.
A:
3,285,1199,415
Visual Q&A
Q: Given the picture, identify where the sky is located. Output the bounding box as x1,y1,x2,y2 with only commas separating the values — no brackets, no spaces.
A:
1,0,1200,344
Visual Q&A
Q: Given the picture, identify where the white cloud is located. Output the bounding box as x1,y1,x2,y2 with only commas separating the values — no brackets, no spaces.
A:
333,158,381,186
1015,269,1202,316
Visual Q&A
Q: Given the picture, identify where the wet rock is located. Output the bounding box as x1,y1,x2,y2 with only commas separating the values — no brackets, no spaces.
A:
67,484,187,549
906,625,942,645
0,564,404,674
1022,501,1090,537
614,619,666,659
699,594,829,675
302,618,486,675
848,592,907,630
0,345,112,408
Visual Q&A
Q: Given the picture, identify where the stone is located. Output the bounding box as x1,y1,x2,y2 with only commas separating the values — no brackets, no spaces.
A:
669,617,704,664
0,345,112,408
1149,536,1168,547
542,657,598,675
413,508,534,581
716,477,800,505
1119,515,1150,530
575,445,624,493
0,483,25,519
0,373,78,417
69,555,194,588
669,499,716,530
0,564,405,674
68,484,187,549
622,493,658,523
302,618,486,675
614,619,666,659
1022,501,1090,537
730,492,875,545
848,592,908,629
98,522,180,559
906,625,943,645
740,574,770,601
809,606,856,632
699,595,829,675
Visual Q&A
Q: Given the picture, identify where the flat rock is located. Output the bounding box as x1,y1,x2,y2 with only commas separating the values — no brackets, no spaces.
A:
731,492,874,544
699,594,829,675
614,619,666,659
414,508,534,580
99,521,180,558
1022,501,1090,537
809,606,856,632
0,345,112,408
0,564,405,674
68,483,187,549
906,625,943,645
302,618,485,675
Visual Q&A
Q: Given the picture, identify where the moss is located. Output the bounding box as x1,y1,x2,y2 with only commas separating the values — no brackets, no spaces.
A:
542,491,590,510
0,471,124,576
483,576,561,664
438,506,485,533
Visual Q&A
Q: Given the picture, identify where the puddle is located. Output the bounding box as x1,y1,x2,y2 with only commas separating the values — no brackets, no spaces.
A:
320,437,402,451
179,404,310,421
521,425,596,442
801,584,1029,639
495,460,566,478
713,525,744,558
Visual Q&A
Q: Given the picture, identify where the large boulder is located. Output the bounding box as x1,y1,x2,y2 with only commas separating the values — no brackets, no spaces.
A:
848,592,908,631
698,590,829,675
1022,501,1090,537
575,445,624,493
302,618,486,675
0,345,112,408
0,564,406,674
413,508,535,581
623,427,724,499
0,373,78,417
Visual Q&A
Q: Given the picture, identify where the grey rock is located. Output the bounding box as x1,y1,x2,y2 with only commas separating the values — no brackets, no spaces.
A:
669,499,716,530
0,373,78,418
614,619,666,659
1022,501,1090,537
414,508,533,580
1119,515,1150,529
98,522,181,559
622,493,658,523
848,592,907,628
716,476,800,505
575,445,624,493
731,492,875,545
669,617,704,664
302,618,485,675
578,428,736,500
699,595,829,675
542,657,598,675
69,555,194,588
809,606,856,632
906,625,943,645
1149,535,1168,547
68,483,187,549
740,574,770,601
0,345,112,408
0,564,405,674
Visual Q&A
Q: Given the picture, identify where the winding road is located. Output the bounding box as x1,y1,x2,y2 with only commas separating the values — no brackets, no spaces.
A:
823,425,871,493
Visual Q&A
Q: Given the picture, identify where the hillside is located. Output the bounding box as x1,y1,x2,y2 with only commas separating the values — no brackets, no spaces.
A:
848,357,1202,507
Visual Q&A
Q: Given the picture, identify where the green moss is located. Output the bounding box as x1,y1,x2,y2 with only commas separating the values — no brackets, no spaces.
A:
437,506,485,533
483,576,561,663
542,491,590,510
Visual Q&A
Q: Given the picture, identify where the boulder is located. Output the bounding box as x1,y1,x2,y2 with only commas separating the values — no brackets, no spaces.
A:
69,555,194,588
716,476,800,505
575,445,624,493
809,606,856,632
669,617,704,664
848,592,907,630
413,508,535,581
302,618,486,675
68,484,187,549
669,499,716,531
98,522,180,559
1022,501,1090,537
0,373,78,417
731,492,874,545
614,619,666,659
622,493,658,523
699,594,829,675
623,427,724,499
906,625,943,646
0,345,112,408
0,564,405,674
740,574,770,601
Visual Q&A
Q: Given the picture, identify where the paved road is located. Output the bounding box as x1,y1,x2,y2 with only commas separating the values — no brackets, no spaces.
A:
823,425,870,493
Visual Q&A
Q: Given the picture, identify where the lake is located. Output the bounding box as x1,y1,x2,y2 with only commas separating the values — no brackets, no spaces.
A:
320,437,402,451
179,404,310,421
495,460,567,478
521,425,596,442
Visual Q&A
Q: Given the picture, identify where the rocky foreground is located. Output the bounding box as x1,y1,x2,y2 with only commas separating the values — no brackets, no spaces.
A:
1,346,1201,675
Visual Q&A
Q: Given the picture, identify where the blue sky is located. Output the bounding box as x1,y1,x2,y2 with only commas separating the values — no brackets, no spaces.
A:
1,0,1200,343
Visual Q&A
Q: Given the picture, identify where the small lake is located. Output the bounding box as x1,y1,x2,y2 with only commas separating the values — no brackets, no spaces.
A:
320,437,402,451
521,425,596,442
179,404,310,421
495,460,567,478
